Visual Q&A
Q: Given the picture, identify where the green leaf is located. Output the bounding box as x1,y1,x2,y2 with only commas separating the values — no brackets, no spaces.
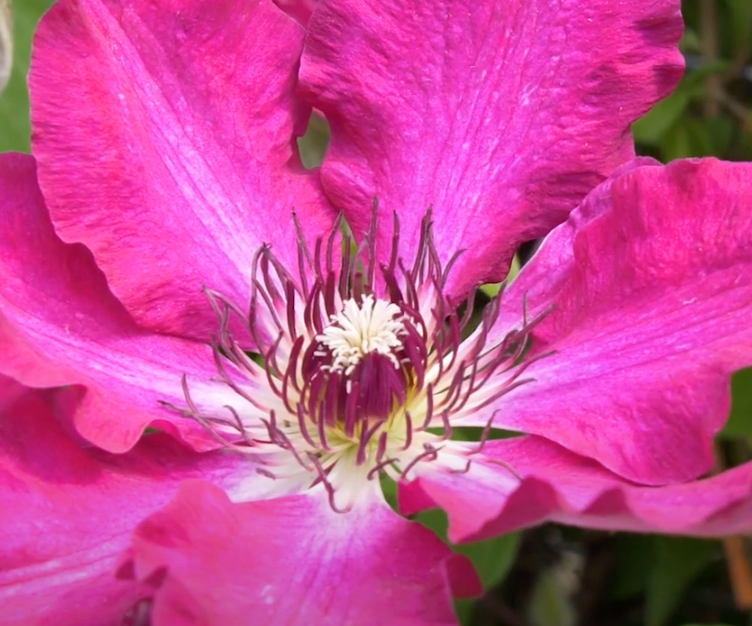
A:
0,0,56,153
634,55,737,150
720,366,752,438
382,478,520,626
480,254,520,298
608,534,653,600
681,61,735,101
416,508,520,590
297,113,329,169
704,116,735,155
660,121,693,162
414,508,520,625
480,281,503,298
678,28,703,53
526,569,576,626
632,91,690,145
0,0,11,93
458,529,520,590
645,537,720,626
684,119,716,157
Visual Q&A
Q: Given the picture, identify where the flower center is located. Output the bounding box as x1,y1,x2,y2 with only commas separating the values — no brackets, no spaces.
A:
303,295,422,427
171,211,547,510
316,295,407,375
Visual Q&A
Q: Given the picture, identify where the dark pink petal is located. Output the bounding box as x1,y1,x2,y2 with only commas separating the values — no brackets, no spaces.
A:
273,0,316,26
300,0,683,295
29,0,334,341
471,159,752,484
0,385,249,626
399,437,752,544
0,374,27,411
0,153,226,453
126,481,480,626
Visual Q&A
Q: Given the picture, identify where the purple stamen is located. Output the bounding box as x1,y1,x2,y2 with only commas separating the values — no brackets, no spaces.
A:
169,204,550,509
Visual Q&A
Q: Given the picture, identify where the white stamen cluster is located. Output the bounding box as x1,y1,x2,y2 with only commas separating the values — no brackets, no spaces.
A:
316,295,407,375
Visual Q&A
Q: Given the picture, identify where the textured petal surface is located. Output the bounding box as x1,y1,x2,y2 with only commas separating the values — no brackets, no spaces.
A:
127,482,480,626
0,153,230,453
468,159,752,484
0,374,27,411
29,0,334,341
300,0,683,294
273,0,315,25
399,437,752,544
0,386,250,626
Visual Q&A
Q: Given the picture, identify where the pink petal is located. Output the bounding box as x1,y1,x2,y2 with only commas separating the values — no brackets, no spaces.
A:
29,0,334,342
0,374,27,411
126,481,480,626
300,0,683,295
399,437,752,544
0,153,228,453
494,157,660,333
273,0,316,26
0,385,249,626
472,158,752,484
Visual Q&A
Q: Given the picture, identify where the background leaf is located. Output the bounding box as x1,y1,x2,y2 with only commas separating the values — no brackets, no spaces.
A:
646,537,720,626
415,508,520,626
0,0,55,152
720,367,752,439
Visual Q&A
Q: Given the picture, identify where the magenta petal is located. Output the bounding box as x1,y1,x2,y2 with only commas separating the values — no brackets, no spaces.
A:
0,386,248,626
0,374,27,411
0,153,225,452
29,0,334,341
476,158,752,484
494,157,660,333
127,482,480,626
273,0,316,26
300,0,683,294
399,437,752,544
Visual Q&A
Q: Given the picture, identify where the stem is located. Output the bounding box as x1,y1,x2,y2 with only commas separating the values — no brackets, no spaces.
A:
714,441,752,610
700,0,721,117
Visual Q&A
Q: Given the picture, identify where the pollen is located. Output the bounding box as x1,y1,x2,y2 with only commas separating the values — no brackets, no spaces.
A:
316,295,408,375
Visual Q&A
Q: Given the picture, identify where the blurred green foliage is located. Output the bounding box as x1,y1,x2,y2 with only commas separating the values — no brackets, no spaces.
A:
0,1,750,626
0,0,55,152
634,1,752,162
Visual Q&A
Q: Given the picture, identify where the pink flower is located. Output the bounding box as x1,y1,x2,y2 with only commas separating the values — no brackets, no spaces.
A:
1,0,751,624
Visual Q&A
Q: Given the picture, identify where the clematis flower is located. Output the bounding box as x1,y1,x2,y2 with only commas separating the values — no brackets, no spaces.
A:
1,0,752,624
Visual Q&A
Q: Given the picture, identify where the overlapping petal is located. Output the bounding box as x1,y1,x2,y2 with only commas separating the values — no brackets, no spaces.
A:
462,159,752,485
274,0,316,25
0,373,26,410
0,384,250,626
0,153,233,453
399,436,752,544
300,0,683,296
29,0,334,341
125,481,480,626
493,157,661,333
